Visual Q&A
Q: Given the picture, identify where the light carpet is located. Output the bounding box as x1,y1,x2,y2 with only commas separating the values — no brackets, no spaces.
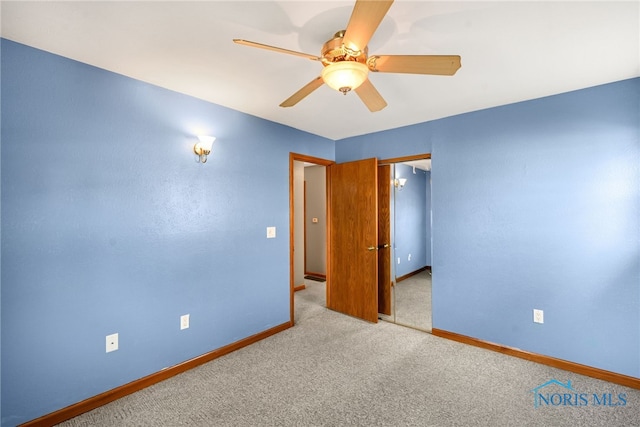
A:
394,270,432,331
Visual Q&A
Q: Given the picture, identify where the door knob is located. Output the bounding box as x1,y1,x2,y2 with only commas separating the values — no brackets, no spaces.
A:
367,246,377,251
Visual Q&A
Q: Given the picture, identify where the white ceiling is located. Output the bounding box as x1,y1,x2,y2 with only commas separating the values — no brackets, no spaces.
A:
2,1,638,141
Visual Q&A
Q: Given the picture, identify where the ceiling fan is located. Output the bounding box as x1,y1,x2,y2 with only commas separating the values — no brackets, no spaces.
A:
234,0,461,112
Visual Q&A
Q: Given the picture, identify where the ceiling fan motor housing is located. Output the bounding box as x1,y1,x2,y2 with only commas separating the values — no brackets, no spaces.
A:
321,30,368,66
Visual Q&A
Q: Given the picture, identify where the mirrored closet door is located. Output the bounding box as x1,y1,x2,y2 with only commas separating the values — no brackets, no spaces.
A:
379,156,432,332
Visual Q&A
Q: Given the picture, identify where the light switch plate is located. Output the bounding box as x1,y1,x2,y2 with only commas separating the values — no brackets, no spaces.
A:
266,226,276,238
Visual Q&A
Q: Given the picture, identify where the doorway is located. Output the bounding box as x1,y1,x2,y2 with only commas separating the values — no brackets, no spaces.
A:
290,153,429,328
289,153,333,325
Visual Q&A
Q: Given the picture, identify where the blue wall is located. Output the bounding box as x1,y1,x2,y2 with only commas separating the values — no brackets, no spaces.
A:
337,123,433,163
0,40,334,426
394,164,429,277
338,78,640,378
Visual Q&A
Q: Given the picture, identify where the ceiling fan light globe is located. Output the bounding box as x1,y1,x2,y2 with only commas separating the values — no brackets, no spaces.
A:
321,61,368,93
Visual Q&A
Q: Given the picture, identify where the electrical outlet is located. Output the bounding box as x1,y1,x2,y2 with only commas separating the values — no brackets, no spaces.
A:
533,309,544,324
106,333,119,353
180,314,190,330
408,253,412,261
397,257,401,264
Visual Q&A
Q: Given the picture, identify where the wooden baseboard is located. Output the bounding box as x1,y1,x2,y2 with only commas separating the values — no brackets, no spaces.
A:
21,321,293,427
304,272,326,279
294,284,306,292
431,328,640,390
396,266,430,283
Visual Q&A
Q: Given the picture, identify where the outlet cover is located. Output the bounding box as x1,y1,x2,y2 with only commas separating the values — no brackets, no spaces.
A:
180,314,190,330
533,309,544,324
106,333,119,353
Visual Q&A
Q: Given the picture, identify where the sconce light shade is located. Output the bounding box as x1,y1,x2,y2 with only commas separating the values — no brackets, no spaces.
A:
194,135,215,163
394,178,407,189
321,61,369,94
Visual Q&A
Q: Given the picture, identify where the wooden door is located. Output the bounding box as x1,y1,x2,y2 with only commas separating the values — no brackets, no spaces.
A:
327,158,378,323
377,164,392,315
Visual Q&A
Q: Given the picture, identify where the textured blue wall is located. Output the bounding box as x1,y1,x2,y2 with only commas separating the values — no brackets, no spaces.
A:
431,79,639,377
0,40,334,426
337,78,640,378
336,123,433,163
394,164,428,277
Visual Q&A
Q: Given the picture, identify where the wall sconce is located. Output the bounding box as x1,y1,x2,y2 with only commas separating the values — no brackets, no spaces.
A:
394,178,407,189
194,135,215,163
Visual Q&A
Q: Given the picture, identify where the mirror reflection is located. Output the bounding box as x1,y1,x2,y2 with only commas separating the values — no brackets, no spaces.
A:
380,158,432,332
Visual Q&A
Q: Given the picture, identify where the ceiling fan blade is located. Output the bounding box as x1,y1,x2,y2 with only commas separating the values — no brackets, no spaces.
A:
233,39,321,61
368,55,461,75
343,0,394,53
355,79,387,112
280,77,325,108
